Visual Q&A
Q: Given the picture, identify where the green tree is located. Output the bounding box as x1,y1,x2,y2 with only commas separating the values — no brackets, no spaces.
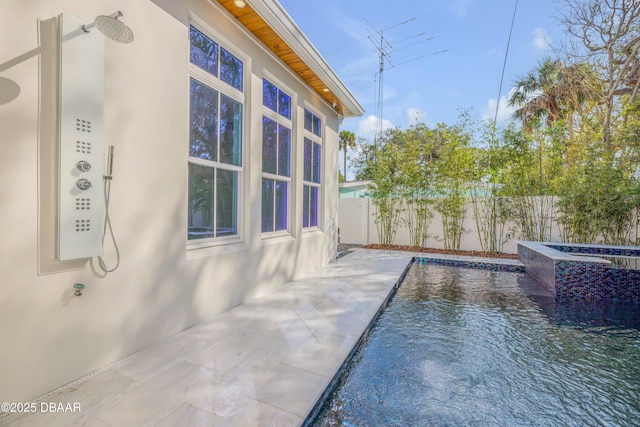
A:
493,124,556,241
353,142,373,181
396,123,440,247
561,0,640,144
469,122,511,252
367,128,405,245
354,124,442,247
338,130,356,182
509,59,564,130
432,116,476,250
509,58,598,139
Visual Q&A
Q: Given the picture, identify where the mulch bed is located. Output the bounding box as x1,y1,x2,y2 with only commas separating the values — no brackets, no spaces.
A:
363,244,519,260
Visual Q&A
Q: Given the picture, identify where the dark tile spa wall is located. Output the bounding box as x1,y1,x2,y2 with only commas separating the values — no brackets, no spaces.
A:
518,242,640,304
518,243,556,293
554,259,640,302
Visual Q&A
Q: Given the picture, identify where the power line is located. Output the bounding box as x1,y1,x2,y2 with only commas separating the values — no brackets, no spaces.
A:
493,0,519,127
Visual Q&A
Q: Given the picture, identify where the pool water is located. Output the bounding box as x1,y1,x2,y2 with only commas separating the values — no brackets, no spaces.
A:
312,262,640,426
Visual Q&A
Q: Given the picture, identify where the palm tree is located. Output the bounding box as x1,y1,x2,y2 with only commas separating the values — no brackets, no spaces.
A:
509,59,599,185
509,59,561,131
339,130,356,182
509,58,598,135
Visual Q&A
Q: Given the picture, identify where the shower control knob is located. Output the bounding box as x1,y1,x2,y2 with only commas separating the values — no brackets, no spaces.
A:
76,160,92,172
76,178,92,191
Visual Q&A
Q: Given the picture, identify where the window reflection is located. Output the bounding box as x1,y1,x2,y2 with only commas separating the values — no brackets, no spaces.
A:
189,79,218,161
263,80,277,111
304,109,312,132
216,169,237,236
262,178,274,233
188,163,214,239
303,185,310,228
275,181,287,231
278,90,291,119
302,185,319,228
303,109,321,229
303,109,322,137
312,115,321,137
262,117,277,175
309,186,318,227
220,47,243,91
263,79,291,119
190,26,218,76
219,94,242,166
303,138,312,182
312,142,321,184
278,125,290,177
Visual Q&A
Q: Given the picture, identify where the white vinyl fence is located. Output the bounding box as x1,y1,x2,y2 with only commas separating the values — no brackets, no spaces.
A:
338,198,369,244
338,197,566,254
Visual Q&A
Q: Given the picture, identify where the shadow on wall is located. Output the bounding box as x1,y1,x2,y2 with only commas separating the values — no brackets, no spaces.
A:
0,77,20,104
0,35,43,104
325,209,338,262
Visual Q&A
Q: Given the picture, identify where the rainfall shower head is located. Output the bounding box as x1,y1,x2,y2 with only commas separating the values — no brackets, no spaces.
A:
81,11,134,44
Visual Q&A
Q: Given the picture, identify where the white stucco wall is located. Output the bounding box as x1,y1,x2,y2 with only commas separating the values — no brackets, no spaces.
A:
0,0,341,402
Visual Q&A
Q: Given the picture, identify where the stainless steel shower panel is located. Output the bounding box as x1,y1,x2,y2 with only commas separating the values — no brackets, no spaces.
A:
57,13,105,261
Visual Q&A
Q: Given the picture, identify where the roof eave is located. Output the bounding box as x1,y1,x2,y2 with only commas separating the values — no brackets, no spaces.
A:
216,0,364,118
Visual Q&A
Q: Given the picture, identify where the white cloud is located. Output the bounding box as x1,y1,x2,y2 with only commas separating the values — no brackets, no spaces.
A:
406,107,425,124
356,115,395,141
482,88,517,124
531,27,551,51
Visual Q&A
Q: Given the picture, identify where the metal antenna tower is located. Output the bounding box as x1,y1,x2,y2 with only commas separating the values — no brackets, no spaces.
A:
364,18,447,150
373,27,386,151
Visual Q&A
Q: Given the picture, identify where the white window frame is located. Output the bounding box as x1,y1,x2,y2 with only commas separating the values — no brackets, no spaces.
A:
261,76,293,237
302,106,323,231
187,21,247,250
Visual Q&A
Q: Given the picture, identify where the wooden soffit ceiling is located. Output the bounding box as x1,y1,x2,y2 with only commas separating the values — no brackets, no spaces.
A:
216,0,363,117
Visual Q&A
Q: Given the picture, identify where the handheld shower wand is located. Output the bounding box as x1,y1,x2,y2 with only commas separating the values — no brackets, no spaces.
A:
98,145,120,273
105,145,114,179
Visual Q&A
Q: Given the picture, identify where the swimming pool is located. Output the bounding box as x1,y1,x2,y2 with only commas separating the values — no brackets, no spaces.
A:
308,261,640,426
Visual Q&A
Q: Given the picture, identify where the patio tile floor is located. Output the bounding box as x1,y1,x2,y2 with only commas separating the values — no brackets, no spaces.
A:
1,249,417,427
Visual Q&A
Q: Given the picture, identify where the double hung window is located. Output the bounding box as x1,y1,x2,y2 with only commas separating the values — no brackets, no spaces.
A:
261,79,292,233
188,25,244,242
303,109,322,228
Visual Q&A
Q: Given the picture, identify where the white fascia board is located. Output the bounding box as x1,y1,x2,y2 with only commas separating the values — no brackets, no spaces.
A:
339,180,375,189
251,0,364,118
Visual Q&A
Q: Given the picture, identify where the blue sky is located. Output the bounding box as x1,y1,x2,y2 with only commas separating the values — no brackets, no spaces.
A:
278,0,562,147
